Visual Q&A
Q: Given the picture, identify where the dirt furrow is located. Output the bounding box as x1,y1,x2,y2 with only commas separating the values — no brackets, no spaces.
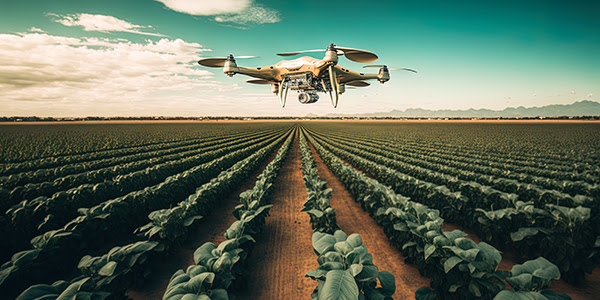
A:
237,130,317,299
125,141,283,300
307,141,431,299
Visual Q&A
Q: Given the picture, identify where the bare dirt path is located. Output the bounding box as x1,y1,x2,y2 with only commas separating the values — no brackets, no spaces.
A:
306,141,431,299
126,141,283,300
236,130,318,300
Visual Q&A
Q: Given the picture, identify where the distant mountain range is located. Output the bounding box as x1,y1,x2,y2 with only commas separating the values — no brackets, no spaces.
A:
322,100,600,118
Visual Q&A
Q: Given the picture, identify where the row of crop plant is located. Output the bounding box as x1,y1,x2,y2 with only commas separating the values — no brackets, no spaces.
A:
308,126,600,183
0,129,285,262
1,130,291,298
0,124,288,177
307,129,600,216
302,127,571,300
315,124,600,173
307,129,600,284
299,130,397,299
14,128,294,300
1,127,283,197
160,127,295,299
319,129,600,201
307,127,600,191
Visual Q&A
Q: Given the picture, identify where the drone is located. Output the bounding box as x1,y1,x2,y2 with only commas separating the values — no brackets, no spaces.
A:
198,43,416,108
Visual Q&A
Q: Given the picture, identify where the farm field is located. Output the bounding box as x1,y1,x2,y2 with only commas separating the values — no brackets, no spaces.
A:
0,121,599,299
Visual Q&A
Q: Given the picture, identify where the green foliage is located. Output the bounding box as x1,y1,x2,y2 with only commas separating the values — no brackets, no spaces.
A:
307,230,395,300
299,131,338,234
303,128,570,300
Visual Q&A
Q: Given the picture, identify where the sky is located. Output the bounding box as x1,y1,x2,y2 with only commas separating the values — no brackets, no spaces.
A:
0,0,598,117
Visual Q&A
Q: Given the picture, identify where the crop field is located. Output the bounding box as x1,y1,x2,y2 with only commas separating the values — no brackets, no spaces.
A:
0,121,599,300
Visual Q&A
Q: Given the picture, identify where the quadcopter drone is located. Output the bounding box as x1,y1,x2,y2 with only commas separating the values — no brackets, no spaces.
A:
198,43,416,108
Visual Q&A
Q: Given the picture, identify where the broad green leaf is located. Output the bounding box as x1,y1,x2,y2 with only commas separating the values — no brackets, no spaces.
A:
98,261,117,277
468,280,482,297
510,228,539,242
16,281,69,300
424,244,436,260
317,269,359,300
349,264,363,277
511,257,560,281
446,246,479,262
308,209,325,218
492,290,547,300
415,287,436,300
193,243,216,265
506,273,534,291
444,256,463,273
346,234,363,248
377,271,395,296
185,273,215,293
55,278,89,300
334,230,348,242
443,230,467,242
312,231,336,255
334,241,353,255
477,242,502,269
209,289,229,300
184,215,203,227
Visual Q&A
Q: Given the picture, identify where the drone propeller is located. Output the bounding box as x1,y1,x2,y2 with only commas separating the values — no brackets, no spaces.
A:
363,65,417,73
198,55,259,68
246,79,272,85
345,80,370,87
276,43,378,63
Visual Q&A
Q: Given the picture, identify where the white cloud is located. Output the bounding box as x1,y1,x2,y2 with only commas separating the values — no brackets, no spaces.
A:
28,27,46,33
0,32,243,116
214,6,281,25
155,0,281,26
155,0,251,15
49,13,165,36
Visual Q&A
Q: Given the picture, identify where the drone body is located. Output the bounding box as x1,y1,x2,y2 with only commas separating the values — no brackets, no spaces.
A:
198,43,416,108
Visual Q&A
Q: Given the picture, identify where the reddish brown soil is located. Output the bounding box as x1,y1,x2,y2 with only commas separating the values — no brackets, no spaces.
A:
442,223,600,299
307,141,432,299
236,130,318,299
125,143,282,300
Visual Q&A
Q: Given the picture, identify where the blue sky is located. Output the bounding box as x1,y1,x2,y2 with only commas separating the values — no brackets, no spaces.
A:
0,0,598,116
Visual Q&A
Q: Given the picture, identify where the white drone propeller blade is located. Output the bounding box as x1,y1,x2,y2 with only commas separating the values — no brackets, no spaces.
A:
276,49,324,56
246,79,272,85
198,58,227,67
388,68,418,73
335,47,378,63
363,65,417,73
345,80,370,87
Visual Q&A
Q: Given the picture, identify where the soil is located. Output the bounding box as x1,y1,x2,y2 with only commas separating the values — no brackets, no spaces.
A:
125,141,282,300
236,129,318,299
307,140,432,299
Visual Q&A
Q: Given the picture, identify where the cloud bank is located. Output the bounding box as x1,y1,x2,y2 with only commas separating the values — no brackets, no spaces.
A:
0,31,242,116
155,0,281,26
49,13,165,36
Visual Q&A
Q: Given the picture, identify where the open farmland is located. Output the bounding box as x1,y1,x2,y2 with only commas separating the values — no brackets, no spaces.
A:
0,121,599,300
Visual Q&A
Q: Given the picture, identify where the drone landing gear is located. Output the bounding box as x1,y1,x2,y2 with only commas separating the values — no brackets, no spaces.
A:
327,66,340,108
278,78,289,108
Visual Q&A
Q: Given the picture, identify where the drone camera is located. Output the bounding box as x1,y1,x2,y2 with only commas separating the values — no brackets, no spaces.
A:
298,92,319,104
